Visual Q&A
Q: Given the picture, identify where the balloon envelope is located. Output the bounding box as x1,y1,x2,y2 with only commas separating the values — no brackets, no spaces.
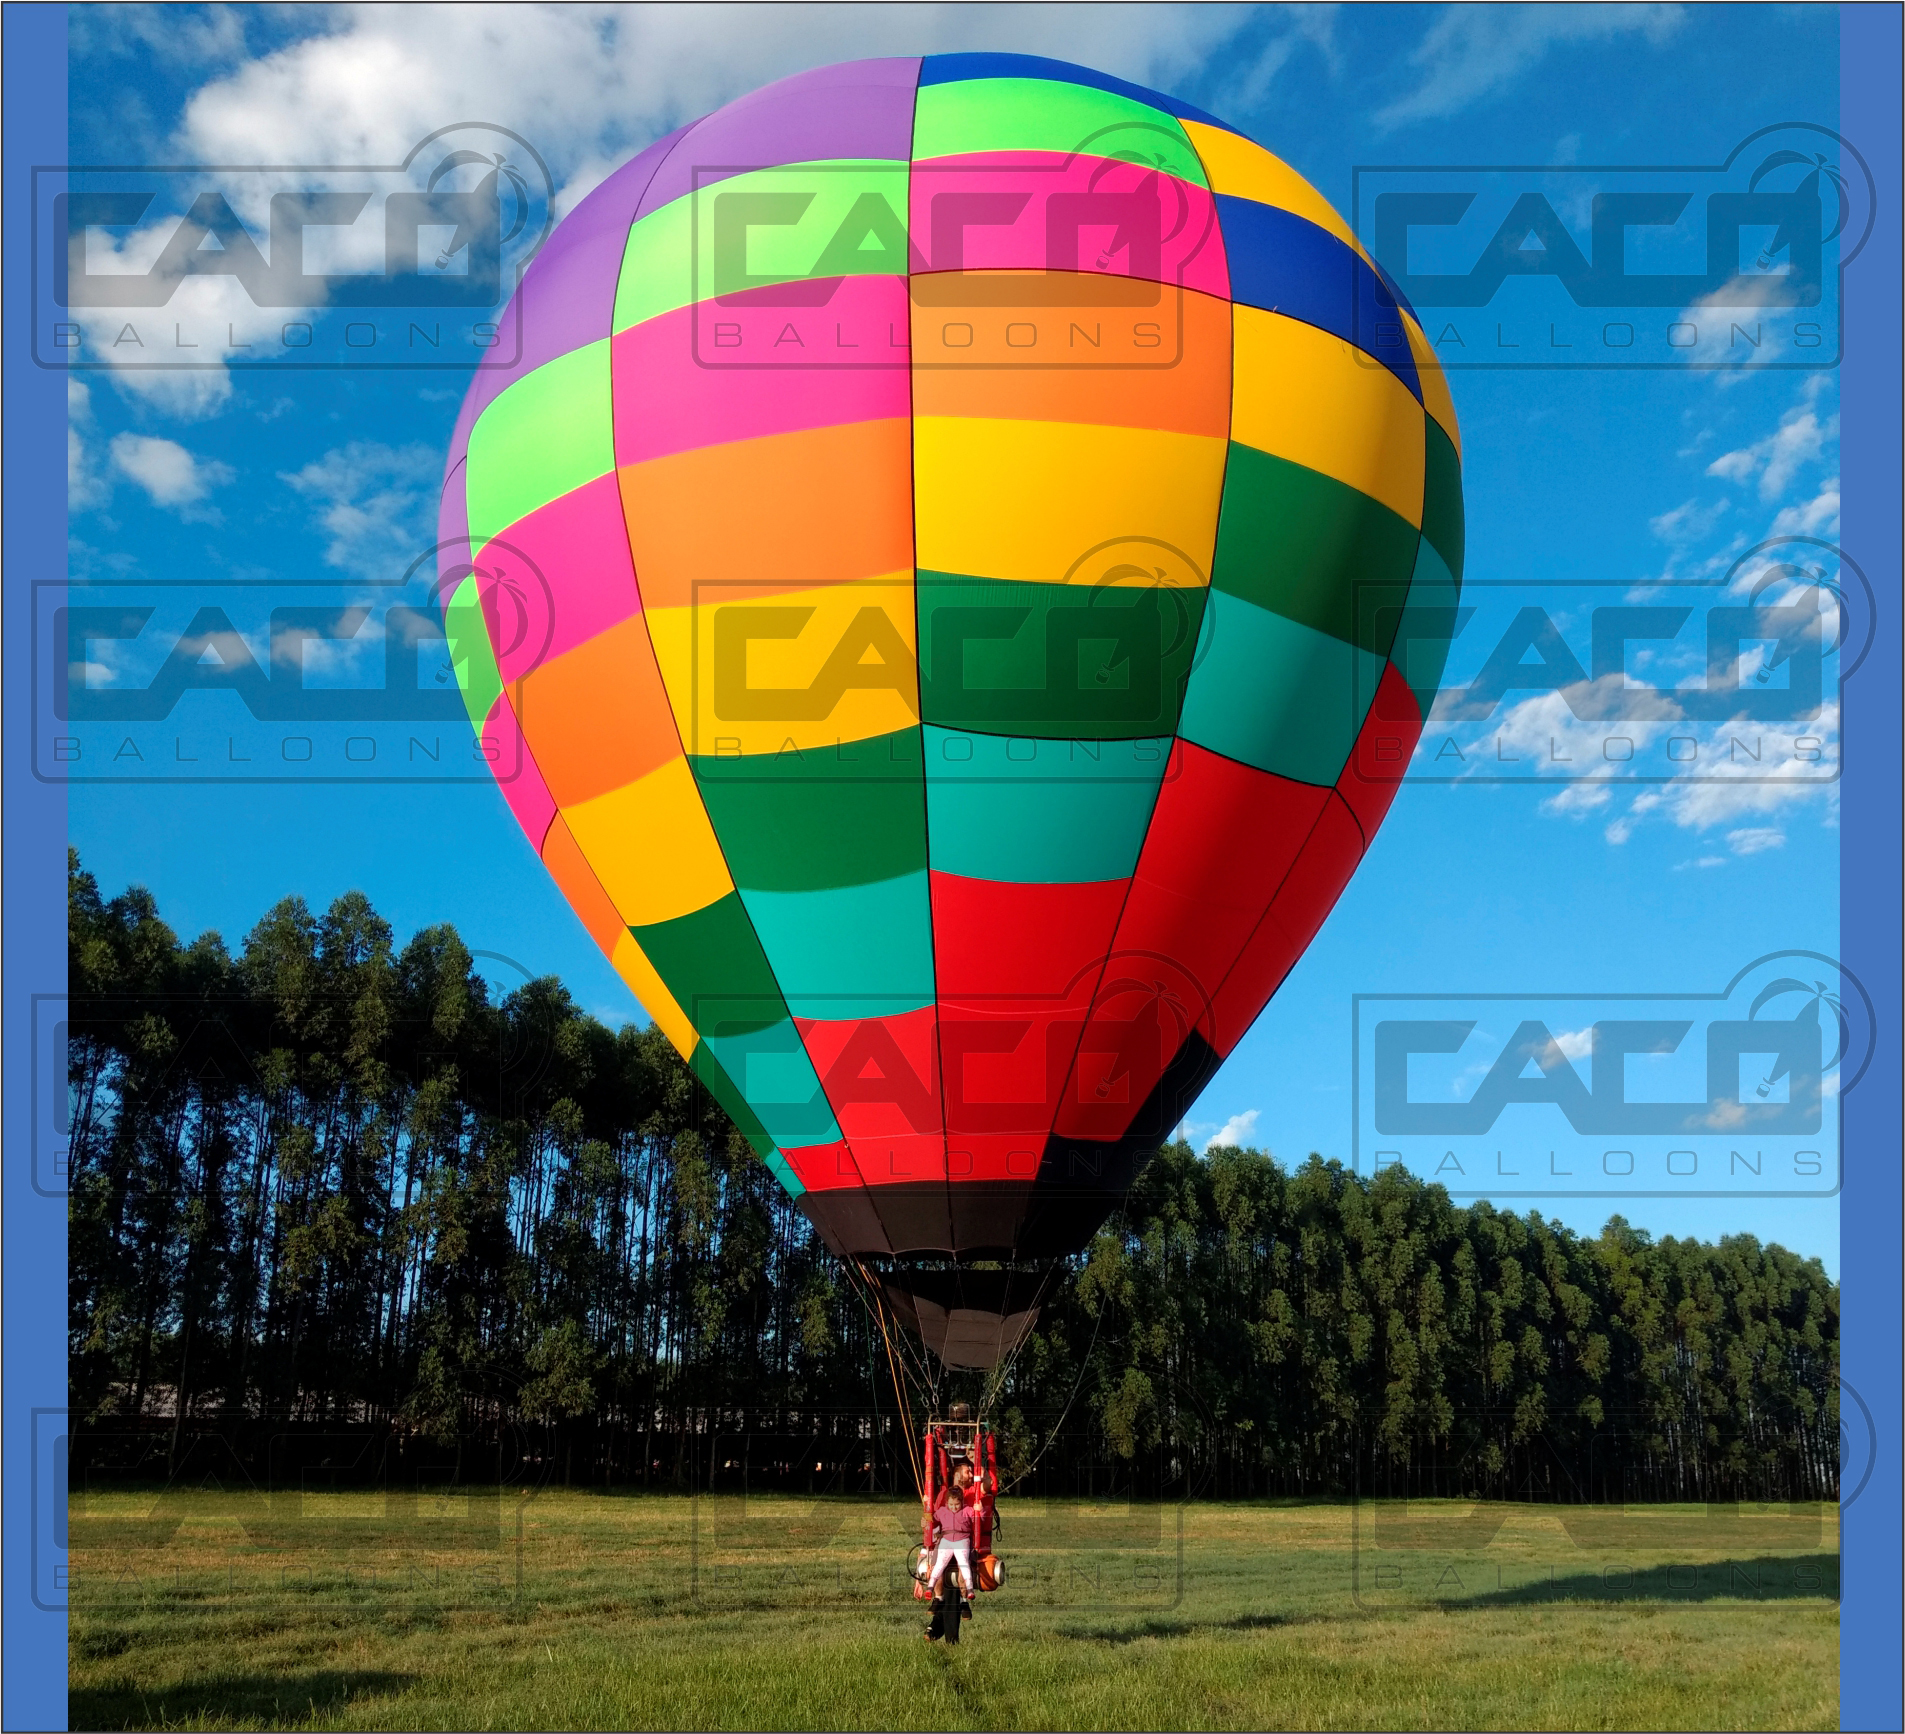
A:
441,55,1464,1364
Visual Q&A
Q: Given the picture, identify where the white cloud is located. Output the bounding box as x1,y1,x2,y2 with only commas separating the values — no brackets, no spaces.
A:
1471,680,1685,771
1769,478,1840,540
68,536,139,581
1448,533,1841,858
66,226,288,418
1620,778,1801,835
1210,7,1341,115
279,440,439,575
179,4,1255,187
1540,779,1614,816
1376,3,1683,128
109,432,233,512
68,379,110,512
1705,385,1837,502
1596,710,1839,844
1672,291,1838,381
1626,527,1753,599
1630,386,1839,593
1204,1109,1261,1151
1552,1026,1594,1062
68,421,92,506
1671,855,1728,871
70,5,255,71
1649,497,1729,543
1578,728,1837,849
86,5,1261,418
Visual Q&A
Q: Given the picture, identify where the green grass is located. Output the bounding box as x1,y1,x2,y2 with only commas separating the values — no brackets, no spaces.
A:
68,1489,1838,1730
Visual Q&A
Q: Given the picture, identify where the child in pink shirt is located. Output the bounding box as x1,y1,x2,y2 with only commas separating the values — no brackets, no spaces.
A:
926,1483,976,1598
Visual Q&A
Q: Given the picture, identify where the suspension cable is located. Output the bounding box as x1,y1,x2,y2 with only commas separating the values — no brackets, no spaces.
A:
837,1253,1102,1499
841,1257,926,1503
874,1291,923,1502
852,1258,939,1404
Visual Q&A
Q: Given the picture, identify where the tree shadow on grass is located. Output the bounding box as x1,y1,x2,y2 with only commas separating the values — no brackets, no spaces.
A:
71,1668,416,1730
1057,1610,1296,1645
1058,1555,1840,1643
1451,1553,1840,1607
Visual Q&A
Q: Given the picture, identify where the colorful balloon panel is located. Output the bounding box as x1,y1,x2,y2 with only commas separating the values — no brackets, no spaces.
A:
440,54,1464,1275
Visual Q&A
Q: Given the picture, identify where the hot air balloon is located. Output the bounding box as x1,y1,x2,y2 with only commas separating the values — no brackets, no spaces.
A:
438,54,1463,1389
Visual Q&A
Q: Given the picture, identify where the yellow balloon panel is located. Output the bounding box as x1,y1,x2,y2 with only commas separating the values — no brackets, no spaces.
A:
1230,307,1427,526
914,417,1227,586
642,574,923,757
563,756,735,927
1181,120,1367,261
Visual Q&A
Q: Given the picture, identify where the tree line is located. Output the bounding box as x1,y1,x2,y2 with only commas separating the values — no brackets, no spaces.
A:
67,850,1840,1503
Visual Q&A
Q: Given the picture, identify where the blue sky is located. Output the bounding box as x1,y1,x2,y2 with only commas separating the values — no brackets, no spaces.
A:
64,3,1845,1270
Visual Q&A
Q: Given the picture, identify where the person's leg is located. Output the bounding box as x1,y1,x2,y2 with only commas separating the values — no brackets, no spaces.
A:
925,1547,946,1638
939,1569,963,1644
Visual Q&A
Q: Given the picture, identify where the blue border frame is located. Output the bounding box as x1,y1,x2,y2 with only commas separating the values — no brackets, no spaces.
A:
1839,7,1902,1730
3,4,70,1728
7,10,1894,1730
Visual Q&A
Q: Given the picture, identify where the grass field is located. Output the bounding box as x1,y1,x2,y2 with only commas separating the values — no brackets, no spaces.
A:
67,1487,1838,1730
